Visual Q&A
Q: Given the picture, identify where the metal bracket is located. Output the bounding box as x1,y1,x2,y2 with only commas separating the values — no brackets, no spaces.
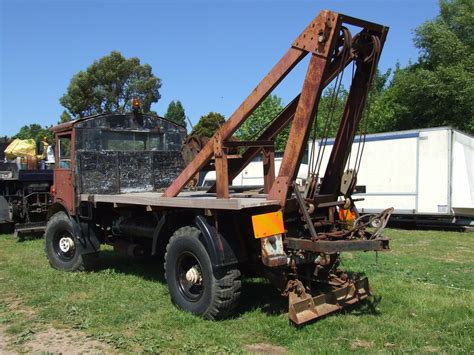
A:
292,10,339,57
213,133,229,199
292,181,318,240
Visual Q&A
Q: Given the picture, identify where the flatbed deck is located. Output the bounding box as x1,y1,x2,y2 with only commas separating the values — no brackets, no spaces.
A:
81,191,281,210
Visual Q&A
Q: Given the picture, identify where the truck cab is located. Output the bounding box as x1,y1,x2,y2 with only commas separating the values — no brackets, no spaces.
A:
49,112,186,215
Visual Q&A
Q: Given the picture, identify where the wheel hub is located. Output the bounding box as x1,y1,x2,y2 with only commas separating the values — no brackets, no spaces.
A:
176,252,204,302
59,236,75,253
185,266,202,285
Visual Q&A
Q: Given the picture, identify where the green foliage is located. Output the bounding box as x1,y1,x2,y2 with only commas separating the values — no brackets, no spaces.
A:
237,95,288,150
312,87,349,139
164,100,186,129
191,112,225,138
313,70,394,138
59,110,72,123
14,124,52,143
377,0,473,133
236,91,350,151
60,51,162,118
362,68,394,133
237,95,283,140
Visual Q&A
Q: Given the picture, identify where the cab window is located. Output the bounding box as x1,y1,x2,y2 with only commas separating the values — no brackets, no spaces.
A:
58,136,71,168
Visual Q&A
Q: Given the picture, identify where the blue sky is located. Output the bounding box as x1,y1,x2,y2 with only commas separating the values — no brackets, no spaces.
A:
1,0,439,136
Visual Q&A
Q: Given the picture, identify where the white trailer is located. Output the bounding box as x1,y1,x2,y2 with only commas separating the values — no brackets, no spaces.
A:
313,127,473,228
201,156,309,188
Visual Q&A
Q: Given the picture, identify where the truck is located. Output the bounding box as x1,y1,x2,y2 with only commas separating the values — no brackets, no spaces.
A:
45,10,391,325
312,127,474,230
0,139,53,235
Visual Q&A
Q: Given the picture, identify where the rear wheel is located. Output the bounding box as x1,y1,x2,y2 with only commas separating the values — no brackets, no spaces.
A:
45,212,86,271
164,226,241,320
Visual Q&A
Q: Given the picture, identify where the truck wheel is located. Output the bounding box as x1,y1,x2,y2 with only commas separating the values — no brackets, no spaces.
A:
45,212,86,271
164,226,241,320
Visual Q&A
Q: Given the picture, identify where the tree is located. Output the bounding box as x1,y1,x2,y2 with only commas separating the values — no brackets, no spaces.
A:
237,91,350,151
14,124,52,142
191,112,225,138
237,95,288,150
380,0,473,133
312,87,349,139
60,51,162,118
361,68,394,133
59,110,72,123
165,100,187,129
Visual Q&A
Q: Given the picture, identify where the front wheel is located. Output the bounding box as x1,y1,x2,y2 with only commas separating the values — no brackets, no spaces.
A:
164,226,241,320
45,212,87,271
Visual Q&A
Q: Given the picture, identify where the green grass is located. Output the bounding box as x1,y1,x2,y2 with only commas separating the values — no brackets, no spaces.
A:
0,229,473,353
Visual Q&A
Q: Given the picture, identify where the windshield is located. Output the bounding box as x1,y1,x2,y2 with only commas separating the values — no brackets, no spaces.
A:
102,131,164,151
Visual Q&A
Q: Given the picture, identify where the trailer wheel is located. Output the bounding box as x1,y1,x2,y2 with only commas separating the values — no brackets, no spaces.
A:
164,226,241,320
45,212,86,271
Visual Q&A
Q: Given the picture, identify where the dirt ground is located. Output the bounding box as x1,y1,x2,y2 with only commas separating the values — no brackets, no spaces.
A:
0,323,114,354
0,295,114,354
244,343,287,353
0,295,286,354
0,324,288,354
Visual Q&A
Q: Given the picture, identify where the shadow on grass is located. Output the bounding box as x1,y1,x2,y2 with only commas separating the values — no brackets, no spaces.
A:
90,250,288,317
238,278,287,316
89,250,166,283
89,250,382,321
16,231,44,242
342,295,382,316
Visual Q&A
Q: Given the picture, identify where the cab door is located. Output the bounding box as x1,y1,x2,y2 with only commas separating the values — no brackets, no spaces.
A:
53,132,75,214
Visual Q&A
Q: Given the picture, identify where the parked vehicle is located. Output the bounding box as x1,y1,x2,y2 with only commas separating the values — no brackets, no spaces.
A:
0,139,53,235
44,10,390,325
311,127,473,229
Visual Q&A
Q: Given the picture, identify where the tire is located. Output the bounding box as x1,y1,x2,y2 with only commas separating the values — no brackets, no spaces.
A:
45,212,86,271
164,226,241,320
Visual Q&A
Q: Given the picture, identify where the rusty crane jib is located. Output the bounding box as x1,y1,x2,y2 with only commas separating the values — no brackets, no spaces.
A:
164,10,388,209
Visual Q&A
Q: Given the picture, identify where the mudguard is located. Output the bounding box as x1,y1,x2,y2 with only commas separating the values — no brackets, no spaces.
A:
47,202,99,254
194,215,238,269
76,218,101,254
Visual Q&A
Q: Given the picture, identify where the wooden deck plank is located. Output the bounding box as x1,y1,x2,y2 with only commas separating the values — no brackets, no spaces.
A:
80,191,281,210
